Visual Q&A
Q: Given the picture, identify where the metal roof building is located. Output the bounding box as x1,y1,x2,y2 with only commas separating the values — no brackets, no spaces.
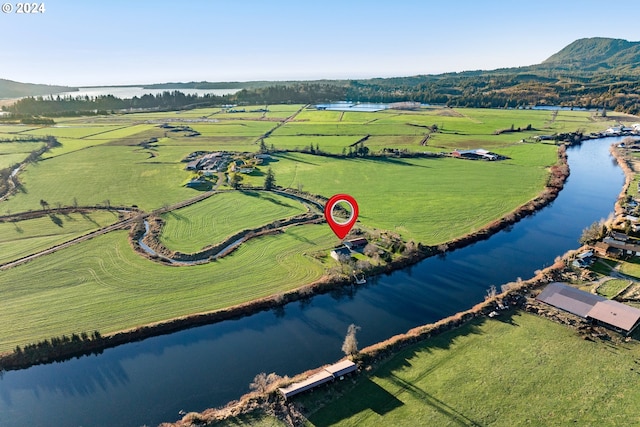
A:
537,282,640,335
278,360,357,399
537,282,605,317
587,300,640,335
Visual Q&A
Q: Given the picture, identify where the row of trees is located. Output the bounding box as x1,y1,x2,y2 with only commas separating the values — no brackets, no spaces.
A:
7,74,640,117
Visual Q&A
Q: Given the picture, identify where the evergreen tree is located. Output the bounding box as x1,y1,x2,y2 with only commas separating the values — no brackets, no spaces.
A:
264,167,276,190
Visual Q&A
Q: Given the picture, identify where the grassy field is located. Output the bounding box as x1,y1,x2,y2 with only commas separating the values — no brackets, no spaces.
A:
298,312,640,426
0,105,631,352
0,224,335,353
241,145,557,244
1,144,194,212
159,191,307,252
597,279,631,298
0,210,120,264
0,141,45,168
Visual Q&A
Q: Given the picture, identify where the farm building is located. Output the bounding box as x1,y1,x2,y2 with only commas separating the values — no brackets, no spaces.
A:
537,282,640,335
593,241,621,258
330,246,352,262
278,360,357,400
451,148,499,161
344,238,368,251
602,237,640,256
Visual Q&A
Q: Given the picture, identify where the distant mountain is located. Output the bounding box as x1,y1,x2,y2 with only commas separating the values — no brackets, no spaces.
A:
540,37,640,72
0,79,76,99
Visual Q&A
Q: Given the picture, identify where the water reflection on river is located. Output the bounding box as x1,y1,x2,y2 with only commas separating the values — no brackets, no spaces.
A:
0,138,626,427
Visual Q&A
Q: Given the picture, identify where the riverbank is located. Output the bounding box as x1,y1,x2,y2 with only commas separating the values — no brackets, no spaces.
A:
0,144,570,372
160,256,571,427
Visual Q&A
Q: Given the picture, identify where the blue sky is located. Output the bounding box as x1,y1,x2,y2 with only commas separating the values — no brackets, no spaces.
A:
2,0,640,86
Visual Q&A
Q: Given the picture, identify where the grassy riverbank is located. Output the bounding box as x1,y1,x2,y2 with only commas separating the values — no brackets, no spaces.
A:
212,311,640,427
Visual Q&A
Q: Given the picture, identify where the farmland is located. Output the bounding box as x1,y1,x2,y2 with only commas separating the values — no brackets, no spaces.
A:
0,105,628,353
296,312,640,427
159,191,307,253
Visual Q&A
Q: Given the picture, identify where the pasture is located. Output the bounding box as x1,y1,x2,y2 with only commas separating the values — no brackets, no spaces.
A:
242,146,557,244
301,312,640,426
0,105,628,352
0,210,120,264
159,190,307,252
0,224,334,353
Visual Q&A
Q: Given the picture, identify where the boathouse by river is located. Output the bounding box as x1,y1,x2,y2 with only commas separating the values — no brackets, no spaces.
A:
278,360,357,399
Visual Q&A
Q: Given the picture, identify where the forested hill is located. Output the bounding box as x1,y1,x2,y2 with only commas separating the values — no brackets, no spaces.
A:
539,37,640,73
0,79,75,99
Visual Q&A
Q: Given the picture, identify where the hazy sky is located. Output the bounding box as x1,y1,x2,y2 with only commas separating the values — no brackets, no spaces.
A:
2,0,640,86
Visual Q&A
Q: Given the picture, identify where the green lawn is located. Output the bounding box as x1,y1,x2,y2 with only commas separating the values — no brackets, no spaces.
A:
619,258,640,279
301,312,640,426
0,210,120,264
597,279,630,298
159,191,307,252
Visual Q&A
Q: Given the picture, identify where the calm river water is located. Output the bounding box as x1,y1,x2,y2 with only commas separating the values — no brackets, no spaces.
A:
0,138,626,427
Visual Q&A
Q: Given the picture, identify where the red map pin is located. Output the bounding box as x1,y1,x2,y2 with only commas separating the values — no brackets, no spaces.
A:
324,194,359,240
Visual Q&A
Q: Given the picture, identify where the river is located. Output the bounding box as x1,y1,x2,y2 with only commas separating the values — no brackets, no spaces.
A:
0,138,626,427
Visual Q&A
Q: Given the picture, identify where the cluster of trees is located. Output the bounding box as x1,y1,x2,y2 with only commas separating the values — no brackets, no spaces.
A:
5,91,231,116
0,136,59,198
342,142,369,157
13,330,102,360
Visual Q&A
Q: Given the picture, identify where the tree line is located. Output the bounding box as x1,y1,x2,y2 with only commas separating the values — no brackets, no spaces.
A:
5,71,640,116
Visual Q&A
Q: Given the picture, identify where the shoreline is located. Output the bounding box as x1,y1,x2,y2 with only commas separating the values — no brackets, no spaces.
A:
0,144,570,372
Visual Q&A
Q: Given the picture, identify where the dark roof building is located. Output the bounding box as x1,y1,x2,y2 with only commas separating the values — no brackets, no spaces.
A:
344,238,368,250
602,237,640,254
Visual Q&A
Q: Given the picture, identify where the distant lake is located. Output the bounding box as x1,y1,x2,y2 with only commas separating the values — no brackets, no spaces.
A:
316,102,390,112
52,87,240,99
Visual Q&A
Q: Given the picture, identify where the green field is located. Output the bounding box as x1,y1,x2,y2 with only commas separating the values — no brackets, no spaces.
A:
0,105,631,352
241,145,557,244
0,141,46,168
159,191,308,252
0,224,334,352
298,312,640,426
0,210,119,264
597,279,630,298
